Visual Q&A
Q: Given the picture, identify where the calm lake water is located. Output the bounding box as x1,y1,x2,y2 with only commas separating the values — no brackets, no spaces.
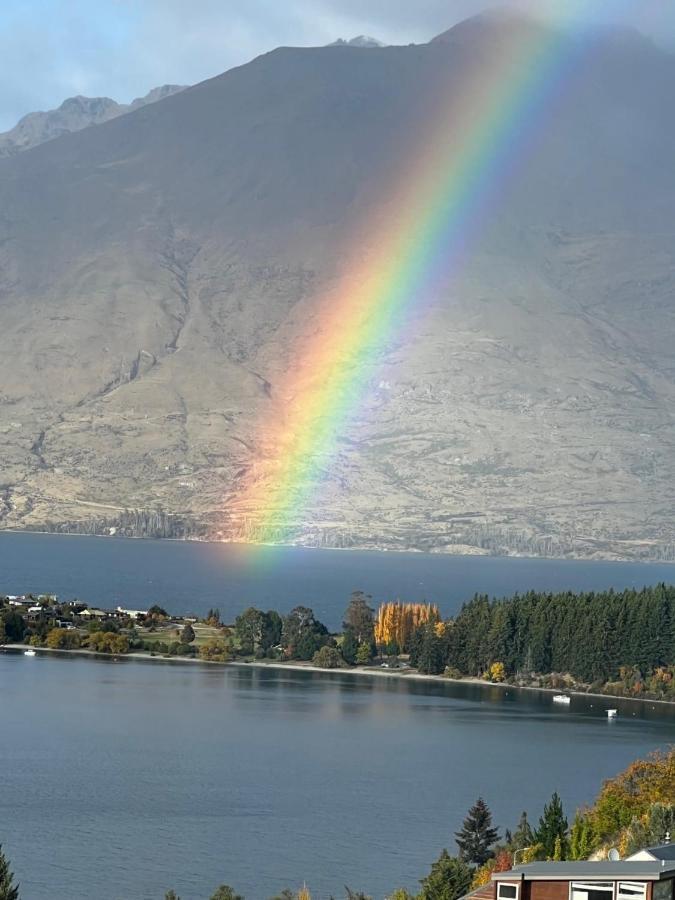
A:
1,532,675,628
2,653,675,900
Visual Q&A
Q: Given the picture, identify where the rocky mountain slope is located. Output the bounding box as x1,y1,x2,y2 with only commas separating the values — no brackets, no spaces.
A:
0,12,674,559
0,85,186,157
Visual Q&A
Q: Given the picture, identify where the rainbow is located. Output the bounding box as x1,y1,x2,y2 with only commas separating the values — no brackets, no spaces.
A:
230,8,606,544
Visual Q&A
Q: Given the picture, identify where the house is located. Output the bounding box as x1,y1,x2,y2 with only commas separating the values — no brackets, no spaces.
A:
628,845,675,864
491,858,675,900
115,607,147,619
78,608,108,619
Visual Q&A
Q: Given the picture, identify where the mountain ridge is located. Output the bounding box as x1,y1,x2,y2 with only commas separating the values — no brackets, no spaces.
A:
0,84,186,157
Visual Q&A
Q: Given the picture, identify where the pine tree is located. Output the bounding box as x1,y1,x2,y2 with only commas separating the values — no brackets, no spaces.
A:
455,798,500,865
535,792,569,860
0,845,19,900
420,850,473,900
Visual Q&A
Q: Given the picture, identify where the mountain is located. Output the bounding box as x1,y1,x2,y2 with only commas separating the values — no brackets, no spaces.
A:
0,85,186,157
0,13,674,559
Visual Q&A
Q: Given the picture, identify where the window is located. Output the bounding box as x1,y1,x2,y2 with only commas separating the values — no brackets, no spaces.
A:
617,884,646,900
498,883,519,900
570,881,614,900
653,882,674,900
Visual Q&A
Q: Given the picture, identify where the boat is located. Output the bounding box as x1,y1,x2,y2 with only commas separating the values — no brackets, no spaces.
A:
23,649,36,657
607,709,618,718
552,694,571,704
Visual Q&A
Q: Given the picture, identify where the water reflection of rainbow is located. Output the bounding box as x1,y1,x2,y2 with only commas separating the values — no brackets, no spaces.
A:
231,9,595,543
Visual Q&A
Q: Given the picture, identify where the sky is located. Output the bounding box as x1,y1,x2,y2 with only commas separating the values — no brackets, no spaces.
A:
2,0,675,131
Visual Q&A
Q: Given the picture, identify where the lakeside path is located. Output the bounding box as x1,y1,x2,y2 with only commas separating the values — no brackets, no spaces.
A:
4,644,675,709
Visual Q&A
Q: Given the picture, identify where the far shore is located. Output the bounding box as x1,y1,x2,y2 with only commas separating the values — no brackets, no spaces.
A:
3,644,674,709
3,527,675,566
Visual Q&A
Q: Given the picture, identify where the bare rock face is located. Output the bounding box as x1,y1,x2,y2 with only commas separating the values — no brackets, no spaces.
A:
0,85,186,157
0,14,674,558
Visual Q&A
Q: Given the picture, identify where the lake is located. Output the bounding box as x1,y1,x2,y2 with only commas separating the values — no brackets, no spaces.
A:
1,652,675,900
1,532,675,628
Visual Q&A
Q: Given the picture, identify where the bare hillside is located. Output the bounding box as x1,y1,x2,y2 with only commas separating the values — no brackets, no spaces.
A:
0,13,674,559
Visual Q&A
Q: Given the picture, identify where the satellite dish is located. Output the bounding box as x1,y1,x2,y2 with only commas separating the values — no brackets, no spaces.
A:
608,849,621,861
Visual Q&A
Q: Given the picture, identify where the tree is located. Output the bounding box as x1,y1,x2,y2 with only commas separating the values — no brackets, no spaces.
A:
420,850,473,900
0,844,19,900
165,892,180,900
235,608,266,655
261,611,283,653
0,619,5,645
180,623,195,644
415,626,445,675
345,890,372,900
0,611,25,643
535,792,568,860
355,642,372,665
210,887,243,900
146,605,168,621
489,662,506,682
343,592,375,645
511,811,534,851
387,891,416,900
282,607,329,660
569,812,596,860
199,639,230,662
455,797,499,865
46,628,81,650
312,646,343,669
341,629,359,665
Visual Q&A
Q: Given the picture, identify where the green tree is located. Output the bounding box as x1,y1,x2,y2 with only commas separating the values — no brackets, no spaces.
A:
0,619,6,645
0,844,19,900
355,642,372,665
387,891,417,900
282,607,329,660
180,623,196,644
312,646,344,669
420,850,472,900
234,608,266,655
210,887,243,900
165,892,180,900
535,792,568,860
569,812,596,860
511,811,534,851
455,797,499,865
343,592,375,645
261,611,283,653
341,629,359,665
0,611,25,643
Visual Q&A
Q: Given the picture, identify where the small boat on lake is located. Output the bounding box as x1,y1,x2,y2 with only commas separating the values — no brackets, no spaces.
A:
552,694,571,704
23,649,36,657
607,709,618,718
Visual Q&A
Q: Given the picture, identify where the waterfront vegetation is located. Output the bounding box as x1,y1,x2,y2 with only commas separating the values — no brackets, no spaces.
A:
2,585,675,700
1,749,673,899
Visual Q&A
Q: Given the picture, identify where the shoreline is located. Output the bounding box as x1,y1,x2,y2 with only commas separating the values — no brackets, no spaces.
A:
4,644,675,709
1,528,675,566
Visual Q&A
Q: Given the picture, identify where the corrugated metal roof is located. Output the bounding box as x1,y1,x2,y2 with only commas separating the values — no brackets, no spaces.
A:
492,860,675,881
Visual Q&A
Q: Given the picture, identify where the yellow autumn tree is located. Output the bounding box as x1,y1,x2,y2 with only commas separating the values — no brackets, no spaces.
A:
374,602,440,651
297,885,312,900
489,662,506,682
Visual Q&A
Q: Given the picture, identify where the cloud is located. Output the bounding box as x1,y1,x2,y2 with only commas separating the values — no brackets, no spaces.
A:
1,0,673,132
